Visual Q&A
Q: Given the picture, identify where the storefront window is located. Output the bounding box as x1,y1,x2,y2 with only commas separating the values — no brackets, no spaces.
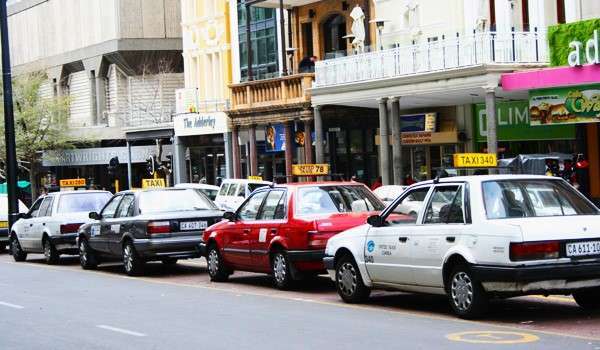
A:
238,2,279,80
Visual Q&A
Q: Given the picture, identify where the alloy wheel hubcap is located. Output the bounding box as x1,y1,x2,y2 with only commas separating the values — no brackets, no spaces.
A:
273,254,286,283
11,239,19,255
451,272,473,311
79,242,87,264
44,242,51,259
208,250,219,276
338,262,357,296
124,245,133,272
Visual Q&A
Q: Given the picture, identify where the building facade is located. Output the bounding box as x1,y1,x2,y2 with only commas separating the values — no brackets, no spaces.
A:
8,0,183,191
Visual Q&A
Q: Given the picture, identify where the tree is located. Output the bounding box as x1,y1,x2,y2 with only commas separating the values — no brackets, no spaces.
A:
0,72,71,199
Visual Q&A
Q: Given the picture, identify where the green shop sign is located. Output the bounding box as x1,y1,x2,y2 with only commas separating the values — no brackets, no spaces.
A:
529,84,600,125
474,101,575,143
548,18,600,67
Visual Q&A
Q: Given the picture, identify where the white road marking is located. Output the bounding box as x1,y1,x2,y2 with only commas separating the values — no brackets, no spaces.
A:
0,301,24,309
96,325,146,337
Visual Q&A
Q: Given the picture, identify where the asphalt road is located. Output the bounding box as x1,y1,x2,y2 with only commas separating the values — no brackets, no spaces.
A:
0,254,599,350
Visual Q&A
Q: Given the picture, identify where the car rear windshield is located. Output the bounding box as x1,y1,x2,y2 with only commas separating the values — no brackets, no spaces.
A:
57,193,112,214
296,185,385,216
139,189,217,214
482,180,599,219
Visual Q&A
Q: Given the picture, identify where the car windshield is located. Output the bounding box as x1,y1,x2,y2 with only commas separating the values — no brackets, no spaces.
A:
139,189,217,214
57,193,112,213
296,185,385,216
482,180,599,219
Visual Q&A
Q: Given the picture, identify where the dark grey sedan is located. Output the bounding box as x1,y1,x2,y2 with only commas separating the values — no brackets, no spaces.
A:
77,188,223,276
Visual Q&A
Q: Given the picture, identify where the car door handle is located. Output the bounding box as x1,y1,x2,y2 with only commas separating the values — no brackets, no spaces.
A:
42,223,46,226
243,229,251,234
29,224,33,227
270,229,278,234
446,236,456,243
398,237,408,243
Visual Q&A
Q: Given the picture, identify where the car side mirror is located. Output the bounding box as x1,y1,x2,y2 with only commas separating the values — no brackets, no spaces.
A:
16,213,28,220
367,215,384,227
89,212,101,220
223,211,237,222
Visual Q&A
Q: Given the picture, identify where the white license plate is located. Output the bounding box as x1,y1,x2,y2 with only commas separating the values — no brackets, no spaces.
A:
180,221,207,231
566,241,600,257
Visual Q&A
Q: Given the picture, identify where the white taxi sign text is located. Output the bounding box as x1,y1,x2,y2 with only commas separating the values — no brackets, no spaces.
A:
142,178,166,189
292,164,330,176
453,153,497,168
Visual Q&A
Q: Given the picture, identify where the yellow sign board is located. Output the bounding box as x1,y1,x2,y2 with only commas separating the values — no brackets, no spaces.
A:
142,178,166,189
0,221,7,228
292,164,330,176
247,176,263,181
59,178,86,187
453,153,497,168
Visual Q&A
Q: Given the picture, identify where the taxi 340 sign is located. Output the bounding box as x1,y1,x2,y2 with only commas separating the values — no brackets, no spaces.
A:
453,153,497,168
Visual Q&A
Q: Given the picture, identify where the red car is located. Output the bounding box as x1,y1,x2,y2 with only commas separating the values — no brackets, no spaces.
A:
200,182,385,289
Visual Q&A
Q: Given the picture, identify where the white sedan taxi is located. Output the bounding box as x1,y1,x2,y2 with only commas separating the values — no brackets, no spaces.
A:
323,175,600,318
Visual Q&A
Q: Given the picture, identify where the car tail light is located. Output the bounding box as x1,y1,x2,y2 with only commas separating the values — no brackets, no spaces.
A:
510,241,560,261
147,221,171,235
60,223,83,234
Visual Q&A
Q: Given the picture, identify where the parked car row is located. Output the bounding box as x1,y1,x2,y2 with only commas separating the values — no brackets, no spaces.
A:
6,175,600,319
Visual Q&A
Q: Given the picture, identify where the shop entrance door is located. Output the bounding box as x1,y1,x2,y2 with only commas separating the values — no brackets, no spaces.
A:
404,145,458,183
188,146,225,185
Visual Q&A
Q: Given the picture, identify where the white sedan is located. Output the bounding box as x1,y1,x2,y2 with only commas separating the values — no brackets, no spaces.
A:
324,175,600,318
10,190,112,264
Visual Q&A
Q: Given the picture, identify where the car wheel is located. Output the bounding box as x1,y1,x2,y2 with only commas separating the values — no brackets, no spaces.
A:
43,238,60,265
161,258,178,266
447,264,488,319
335,254,371,303
573,287,600,310
122,242,144,276
206,245,230,282
10,236,26,262
79,238,98,270
271,251,293,290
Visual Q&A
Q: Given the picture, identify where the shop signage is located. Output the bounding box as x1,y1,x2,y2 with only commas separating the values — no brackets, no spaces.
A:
400,131,458,145
247,176,263,181
529,85,600,125
568,29,599,67
453,153,497,168
141,178,166,189
43,145,173,167
265,124,286,152
175,88,199,114
474,101,575,142
59,178,86,187
292,164,330,176
173,112,230,136
400,113,437,132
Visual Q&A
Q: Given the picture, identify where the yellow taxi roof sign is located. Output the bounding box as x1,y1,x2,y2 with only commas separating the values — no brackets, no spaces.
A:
141,178,166,189
59,178,86,187
292,164,330,176
453,153,497,168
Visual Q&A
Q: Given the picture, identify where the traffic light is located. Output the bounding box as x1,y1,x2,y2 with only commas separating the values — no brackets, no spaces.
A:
107,156,119,178
146,156,155,175
164,154,173,174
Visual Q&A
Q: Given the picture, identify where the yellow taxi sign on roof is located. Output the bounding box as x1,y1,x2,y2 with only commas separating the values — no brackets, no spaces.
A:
453,153,497,168
59,178,86,187
142,178,166,189
247,176,263,181
292,164,330,176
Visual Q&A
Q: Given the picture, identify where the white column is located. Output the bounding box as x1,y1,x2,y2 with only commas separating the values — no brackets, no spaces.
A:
173,136,187,185
495,0,514,33
378,98,390,185
485,88,498,156
564,0,581,23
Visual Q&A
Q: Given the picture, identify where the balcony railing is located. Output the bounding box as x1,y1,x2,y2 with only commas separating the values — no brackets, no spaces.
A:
229,73,314,111
314,30,548,88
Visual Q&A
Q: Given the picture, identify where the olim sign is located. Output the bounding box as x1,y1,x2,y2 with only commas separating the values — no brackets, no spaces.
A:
568,29,599,67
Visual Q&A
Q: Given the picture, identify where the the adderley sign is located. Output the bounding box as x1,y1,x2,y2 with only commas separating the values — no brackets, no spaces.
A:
43,145,173,167
568,29,599,67
173,112,230,136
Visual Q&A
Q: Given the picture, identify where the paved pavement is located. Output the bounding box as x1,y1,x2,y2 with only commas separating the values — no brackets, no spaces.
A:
0,253,599,350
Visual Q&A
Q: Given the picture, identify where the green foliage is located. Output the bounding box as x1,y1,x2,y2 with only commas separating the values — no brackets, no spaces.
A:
0,71,71,167
548,18,600,67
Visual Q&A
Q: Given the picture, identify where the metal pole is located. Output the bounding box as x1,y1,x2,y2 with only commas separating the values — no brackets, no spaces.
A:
245,3,253,81
314,106,324,164
279,0,287,76
1,1,19,229
378,98,390,185
126,140,133,189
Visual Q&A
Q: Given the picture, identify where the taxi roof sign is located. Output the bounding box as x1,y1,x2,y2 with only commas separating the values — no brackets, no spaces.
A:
453,153,497,168
292,164,330,176
142,178,166,189
59,178,86,187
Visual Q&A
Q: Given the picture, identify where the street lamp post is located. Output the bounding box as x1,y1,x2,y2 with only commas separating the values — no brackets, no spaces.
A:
0,0,19,229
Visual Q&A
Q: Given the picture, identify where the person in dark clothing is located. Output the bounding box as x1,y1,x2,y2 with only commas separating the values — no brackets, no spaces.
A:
299,56,317,73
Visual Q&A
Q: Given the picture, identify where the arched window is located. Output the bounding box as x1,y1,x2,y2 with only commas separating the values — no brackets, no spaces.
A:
322,14,347,59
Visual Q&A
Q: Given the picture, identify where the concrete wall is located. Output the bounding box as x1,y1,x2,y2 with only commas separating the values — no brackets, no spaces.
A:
8,0,182,67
